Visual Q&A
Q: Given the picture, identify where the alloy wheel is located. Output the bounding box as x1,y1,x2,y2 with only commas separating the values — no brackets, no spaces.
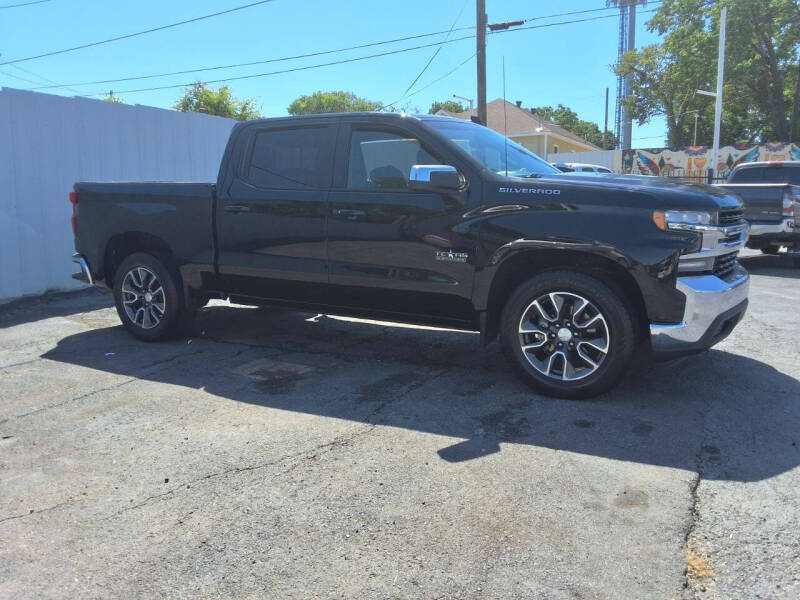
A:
518,291,610,381
121,266,166,330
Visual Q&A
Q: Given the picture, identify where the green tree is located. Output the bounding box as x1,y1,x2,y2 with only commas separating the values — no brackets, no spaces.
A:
101,93,125,104
616,0,800,145
428,100,466,114
531,104,618,148
287,91,381,115
174,83,261,121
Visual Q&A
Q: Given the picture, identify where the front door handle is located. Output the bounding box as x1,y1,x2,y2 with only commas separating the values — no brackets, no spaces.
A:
334,208,366,219
225,204,251,214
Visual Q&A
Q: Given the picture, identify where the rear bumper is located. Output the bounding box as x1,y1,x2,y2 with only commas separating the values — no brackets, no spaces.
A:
746,219,798,246
649,268,749,359
71,253,94,285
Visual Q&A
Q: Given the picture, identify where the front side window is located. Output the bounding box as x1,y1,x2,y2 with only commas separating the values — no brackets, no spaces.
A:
580,167,594,172
247,127,327,189
424,118,559,178
347,129,437,190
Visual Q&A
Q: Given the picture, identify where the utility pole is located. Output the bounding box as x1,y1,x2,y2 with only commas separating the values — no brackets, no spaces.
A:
604,87,609,150
476,0,487,124
693,112,699,146
621,2,636,150
711,5,727,180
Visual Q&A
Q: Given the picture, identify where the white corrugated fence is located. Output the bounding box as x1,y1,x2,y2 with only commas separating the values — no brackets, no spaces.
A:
0,88,235,302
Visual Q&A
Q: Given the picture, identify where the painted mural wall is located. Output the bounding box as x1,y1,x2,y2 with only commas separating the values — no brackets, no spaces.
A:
622,142,800,178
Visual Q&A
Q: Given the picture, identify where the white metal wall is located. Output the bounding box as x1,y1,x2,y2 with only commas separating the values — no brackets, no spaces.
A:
0,88,236,302
548,149,621,172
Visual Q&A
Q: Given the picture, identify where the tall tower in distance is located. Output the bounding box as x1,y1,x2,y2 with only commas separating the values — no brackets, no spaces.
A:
609,0,647,150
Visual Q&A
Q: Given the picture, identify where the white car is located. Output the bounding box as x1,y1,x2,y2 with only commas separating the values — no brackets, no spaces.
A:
552,162,614,174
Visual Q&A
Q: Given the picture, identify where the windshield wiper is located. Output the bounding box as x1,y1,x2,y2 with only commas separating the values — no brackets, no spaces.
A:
522,173,543,178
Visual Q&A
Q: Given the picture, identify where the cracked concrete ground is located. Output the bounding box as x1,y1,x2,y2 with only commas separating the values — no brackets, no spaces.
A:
1,249,798,599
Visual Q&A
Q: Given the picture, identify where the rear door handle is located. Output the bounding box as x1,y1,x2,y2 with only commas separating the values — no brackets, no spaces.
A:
224,204,251,214
334,208,366,218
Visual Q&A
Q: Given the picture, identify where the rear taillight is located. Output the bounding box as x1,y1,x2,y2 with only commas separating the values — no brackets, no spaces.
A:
69,191,78,236
782,190,794,218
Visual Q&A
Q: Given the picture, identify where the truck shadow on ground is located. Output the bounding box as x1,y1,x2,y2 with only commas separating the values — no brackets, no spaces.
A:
41,302,800,482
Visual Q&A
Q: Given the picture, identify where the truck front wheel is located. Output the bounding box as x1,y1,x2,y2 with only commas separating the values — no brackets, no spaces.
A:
499,271,635,399
113,252,183,341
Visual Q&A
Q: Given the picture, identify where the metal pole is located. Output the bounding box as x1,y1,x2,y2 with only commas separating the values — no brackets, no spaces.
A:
604,87,609,150
711,5,727,180
454,94,474,116
476,0,487,124
622,2,636,150
693,112,699,146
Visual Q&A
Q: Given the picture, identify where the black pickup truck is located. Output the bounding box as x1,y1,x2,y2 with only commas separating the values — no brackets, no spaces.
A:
717,161,799,255
71,113,750,398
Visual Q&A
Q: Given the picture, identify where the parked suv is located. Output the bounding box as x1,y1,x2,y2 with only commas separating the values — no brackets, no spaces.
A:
71,113,749,398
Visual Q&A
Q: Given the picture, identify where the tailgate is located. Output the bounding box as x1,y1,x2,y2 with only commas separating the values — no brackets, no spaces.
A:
718,184,784,224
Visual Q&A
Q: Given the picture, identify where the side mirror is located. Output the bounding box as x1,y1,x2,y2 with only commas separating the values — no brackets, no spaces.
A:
408,165,465,192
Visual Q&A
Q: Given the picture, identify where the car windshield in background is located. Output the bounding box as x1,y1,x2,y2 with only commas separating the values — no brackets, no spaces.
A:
424,119,559,178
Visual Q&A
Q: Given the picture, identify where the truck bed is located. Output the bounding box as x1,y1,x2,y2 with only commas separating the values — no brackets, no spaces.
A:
73,182,216,286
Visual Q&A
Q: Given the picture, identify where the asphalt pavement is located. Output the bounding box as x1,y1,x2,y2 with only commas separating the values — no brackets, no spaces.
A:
1,249,798,599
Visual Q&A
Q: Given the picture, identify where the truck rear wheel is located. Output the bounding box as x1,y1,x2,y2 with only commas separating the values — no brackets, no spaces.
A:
113,252,183,341
499,271,635,399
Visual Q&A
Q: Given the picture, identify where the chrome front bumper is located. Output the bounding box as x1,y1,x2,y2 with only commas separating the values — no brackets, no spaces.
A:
650,268,749,356
71,253,94,285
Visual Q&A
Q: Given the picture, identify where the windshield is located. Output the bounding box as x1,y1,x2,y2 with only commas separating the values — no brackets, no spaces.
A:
424,118,560,177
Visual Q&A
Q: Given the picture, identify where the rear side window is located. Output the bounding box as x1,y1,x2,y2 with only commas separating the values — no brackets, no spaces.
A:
347,129,436,190
763,165,800,184
598,167,612,173
729,167,763,183
247,127,328,189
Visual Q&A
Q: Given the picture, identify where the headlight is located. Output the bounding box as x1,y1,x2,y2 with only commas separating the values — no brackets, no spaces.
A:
652,210,715,231
653,210,714,229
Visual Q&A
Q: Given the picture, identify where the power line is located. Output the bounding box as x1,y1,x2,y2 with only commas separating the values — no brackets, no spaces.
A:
18,3,661,92
378,52,477,111
5,63,95,95
84,35,477,96
518,0,662,24
488,7,659,37
0,0,277,66
17,4,661,99
82,9,655,97
24,26,477,91
0,0,52,8
400,0,468,97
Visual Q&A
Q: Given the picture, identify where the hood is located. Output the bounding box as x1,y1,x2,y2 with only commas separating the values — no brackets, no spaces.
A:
495,172,742,212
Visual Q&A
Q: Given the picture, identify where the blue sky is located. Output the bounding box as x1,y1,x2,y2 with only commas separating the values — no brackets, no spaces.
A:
0,0,667,147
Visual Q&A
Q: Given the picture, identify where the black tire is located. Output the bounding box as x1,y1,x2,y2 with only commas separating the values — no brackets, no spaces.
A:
761,246,781,255
113,252,183,341
499,271,635,399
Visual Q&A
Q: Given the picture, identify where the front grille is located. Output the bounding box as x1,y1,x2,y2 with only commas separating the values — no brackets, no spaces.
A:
718,208,744,226
713,251,739,279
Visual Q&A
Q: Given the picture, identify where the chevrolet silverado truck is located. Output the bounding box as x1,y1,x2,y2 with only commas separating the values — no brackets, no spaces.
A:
70,113,750,398
717,161,799,255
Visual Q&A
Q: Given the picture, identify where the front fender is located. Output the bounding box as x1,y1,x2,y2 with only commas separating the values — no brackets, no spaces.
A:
471,206,690,324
